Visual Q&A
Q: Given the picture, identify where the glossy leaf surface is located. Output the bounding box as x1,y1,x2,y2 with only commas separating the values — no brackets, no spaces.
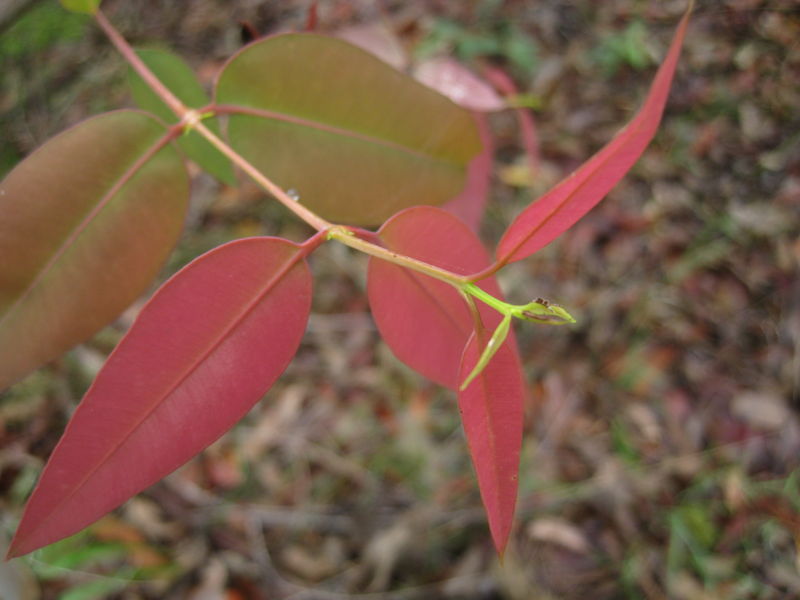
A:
128,48,236,185
496,8,690,263
8,237,312,557
215,33,481,224
458,329,525,555
0,110,189,391
367,207,507,389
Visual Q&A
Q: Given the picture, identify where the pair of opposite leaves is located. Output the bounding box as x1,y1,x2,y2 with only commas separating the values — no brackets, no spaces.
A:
3,7,691,558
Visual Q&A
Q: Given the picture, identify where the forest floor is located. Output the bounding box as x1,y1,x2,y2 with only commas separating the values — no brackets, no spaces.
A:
1,1,799,598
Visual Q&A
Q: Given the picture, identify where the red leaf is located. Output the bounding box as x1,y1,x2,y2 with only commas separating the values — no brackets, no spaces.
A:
442,113,493,231
459,329,524,555
8,237,311,557
367,207,505,389
496,8,691,264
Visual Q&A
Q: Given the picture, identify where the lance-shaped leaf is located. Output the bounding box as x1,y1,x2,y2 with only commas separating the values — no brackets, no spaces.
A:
367,206,508,389
128,48,236,185
496,7,691,264
215,33,481,225
0,110,189,391
458,329,525,555
7,237,312,558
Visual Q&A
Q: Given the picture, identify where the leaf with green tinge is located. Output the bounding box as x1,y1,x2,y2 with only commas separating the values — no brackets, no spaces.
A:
459,328,524,555
215,33,481,225
60,0,100,14
8,237,312,557
128,48,236,185
496,7,691,264
0,110,189,390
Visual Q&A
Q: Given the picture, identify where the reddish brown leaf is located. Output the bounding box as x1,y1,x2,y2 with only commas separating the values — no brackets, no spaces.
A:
0,110,189,390
8,237,311,557
367,207,506,389
496,8,691,264
458,329,524,555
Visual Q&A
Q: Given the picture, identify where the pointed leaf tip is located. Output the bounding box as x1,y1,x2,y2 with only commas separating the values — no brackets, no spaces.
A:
459,330,525,554
8,237,311,557
496,7,692,264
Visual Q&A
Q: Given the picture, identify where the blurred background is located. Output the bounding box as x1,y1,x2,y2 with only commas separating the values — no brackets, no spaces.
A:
1,0,798,598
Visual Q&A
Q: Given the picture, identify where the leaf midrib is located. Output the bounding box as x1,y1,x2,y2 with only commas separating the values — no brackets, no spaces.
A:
19,245,305,548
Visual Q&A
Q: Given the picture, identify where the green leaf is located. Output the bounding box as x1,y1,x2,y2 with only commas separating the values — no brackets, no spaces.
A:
59,0,101,14
216,33,481,225
0,110,189,390
128,48,236,185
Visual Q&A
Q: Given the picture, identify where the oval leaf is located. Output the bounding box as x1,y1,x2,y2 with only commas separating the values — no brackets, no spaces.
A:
0,110,189,391
8,237,312,557
215,33,481,225
367,206,506,389
459,329,525,555
496,8,691,263
128,48,236,185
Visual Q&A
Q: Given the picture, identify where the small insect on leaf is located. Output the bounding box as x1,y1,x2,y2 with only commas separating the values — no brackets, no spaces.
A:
514,299,576,325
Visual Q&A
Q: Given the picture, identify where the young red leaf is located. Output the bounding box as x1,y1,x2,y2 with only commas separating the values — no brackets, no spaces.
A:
0,110,189,391
496,8,691,264
8,237,312,558
459,329,525,555
215,34,481,225
367,206,506,389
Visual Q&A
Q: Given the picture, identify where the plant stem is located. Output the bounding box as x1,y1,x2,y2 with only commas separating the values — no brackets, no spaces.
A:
95,10,187,119
462,283,510,313
94,9,477,292
326,227,469,287
192,120,334,232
